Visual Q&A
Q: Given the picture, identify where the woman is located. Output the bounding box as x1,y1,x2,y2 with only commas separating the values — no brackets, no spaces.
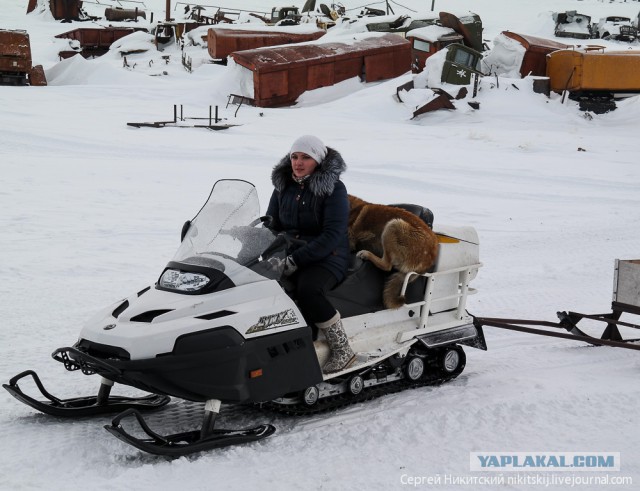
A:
266,135,355,374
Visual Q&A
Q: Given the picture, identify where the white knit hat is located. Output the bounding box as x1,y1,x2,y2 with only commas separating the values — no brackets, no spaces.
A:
289,135,328,165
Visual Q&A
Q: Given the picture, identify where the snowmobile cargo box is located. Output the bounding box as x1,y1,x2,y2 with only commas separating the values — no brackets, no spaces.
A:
207,27,325,61
501,31,569,77
229,33,410,107
547,49,640,93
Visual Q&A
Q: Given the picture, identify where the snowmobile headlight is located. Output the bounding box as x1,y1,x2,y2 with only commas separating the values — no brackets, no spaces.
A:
159,269,210,292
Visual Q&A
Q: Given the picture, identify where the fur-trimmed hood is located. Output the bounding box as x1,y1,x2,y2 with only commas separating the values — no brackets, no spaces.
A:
271,147,347,197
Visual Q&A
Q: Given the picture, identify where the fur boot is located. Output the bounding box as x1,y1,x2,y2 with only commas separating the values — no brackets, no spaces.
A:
317,313,356,374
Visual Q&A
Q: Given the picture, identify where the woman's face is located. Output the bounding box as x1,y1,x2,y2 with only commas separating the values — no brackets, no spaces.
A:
290,152,318,178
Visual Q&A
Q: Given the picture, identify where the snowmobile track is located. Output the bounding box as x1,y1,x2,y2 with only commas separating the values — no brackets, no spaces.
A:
261,367,462,417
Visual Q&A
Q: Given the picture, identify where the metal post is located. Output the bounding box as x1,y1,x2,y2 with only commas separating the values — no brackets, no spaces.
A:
431,0,436,12
173,104,177,123
215,106,219,123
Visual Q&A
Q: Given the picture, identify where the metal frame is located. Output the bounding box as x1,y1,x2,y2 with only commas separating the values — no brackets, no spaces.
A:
396,263,482,343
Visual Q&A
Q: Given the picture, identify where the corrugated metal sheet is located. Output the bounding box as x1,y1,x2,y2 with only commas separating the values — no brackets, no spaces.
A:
230,34,410,107
207,28,325,60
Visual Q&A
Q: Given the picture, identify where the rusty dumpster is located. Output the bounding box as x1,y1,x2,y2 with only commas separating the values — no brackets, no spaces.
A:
229,33,411,107
208,27,325,61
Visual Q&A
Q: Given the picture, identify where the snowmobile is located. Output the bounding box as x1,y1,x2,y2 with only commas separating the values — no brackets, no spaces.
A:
4,179,486,456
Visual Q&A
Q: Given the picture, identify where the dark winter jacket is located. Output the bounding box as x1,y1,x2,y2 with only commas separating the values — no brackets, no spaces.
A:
266,147,350,282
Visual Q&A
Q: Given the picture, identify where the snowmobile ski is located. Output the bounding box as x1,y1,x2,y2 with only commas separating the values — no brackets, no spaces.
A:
3,370,170,418
105,408,276,457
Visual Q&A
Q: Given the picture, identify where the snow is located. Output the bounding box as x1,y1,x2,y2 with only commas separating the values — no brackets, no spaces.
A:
406,24,456,43
2,0,640,489
483,34,527,77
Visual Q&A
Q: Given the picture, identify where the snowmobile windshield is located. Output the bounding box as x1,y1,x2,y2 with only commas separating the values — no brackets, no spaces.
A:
164,179,280,290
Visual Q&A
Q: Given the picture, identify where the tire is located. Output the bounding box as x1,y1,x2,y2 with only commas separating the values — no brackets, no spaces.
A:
405,357,425,381
302,386,319,406
348,375,364,395
440,347,463,374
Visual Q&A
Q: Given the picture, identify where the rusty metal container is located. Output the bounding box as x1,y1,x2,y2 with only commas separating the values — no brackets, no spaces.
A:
439,11,483,52
49,0,82,21
28,65,47,86
0,29,32,72
547,49,640,92
55,27,148,58
0,29,32,85
207,28,325,60
105,8,147,22
501,31,569,77
230,33,410,107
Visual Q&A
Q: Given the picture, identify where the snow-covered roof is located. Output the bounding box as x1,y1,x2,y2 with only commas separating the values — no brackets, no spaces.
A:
406,24,458,42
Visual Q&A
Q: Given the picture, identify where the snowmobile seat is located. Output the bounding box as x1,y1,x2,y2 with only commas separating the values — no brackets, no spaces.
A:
389,203,434,229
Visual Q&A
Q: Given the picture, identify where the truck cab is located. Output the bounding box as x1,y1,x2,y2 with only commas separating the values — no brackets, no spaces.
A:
407,26,463,73
270,6,300,25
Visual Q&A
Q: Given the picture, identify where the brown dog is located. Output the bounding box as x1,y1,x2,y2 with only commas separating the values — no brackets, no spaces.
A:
347,195,439,309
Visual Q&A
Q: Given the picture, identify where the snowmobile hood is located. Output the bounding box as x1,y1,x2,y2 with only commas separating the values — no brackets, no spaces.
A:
79,279,307,360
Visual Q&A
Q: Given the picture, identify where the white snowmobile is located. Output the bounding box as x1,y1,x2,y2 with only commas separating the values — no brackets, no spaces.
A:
4,179,485,456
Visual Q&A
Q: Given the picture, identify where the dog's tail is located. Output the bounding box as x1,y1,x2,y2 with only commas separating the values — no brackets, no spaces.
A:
383,271,413,309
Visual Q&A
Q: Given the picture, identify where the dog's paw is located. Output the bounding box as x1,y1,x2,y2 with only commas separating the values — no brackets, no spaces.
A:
356,250,370,260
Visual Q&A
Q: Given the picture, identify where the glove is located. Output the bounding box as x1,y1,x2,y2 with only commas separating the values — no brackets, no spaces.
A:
283,255,298,276
266,256,285,273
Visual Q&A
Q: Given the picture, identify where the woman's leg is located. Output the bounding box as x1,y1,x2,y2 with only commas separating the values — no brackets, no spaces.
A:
295,266,355,374
295,266,340,325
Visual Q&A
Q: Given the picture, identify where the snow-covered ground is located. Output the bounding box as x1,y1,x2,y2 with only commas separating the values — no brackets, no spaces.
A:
2,0,640,489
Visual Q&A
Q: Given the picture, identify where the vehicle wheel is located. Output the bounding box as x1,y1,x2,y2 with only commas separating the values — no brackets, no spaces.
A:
302,386,319,406
440,347,462,374
348,375,364,395
405,357,425,381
